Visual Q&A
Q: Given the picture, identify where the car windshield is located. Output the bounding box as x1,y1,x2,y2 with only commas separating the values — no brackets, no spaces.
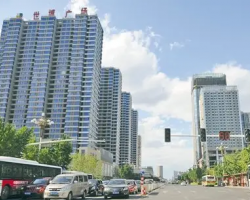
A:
108,179,126,185
88,179,97,184
32,179,48,185
51,176,73,184
126,180,134,185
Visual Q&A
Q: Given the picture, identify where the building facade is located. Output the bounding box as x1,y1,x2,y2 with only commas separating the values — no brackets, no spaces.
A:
191,73,227,165
241,112,250,131
98,67,122,165
131,109,138,166
156,166,163,178
0,9,103,151
199,86,244,167
137,135,142,167
119,92,132,165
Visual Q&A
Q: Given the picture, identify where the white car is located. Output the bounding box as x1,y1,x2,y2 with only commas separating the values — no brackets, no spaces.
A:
181,181,186,186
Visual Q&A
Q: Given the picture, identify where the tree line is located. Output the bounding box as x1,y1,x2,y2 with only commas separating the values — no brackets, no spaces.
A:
180,146,250,183
0,119,102,178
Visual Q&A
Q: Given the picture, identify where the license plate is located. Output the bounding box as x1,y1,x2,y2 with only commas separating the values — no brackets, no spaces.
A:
24,192,31,195
113,191,119,194
50,191,59,196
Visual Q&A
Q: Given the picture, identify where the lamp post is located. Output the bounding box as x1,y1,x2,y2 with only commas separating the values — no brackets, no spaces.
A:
31,112,54,151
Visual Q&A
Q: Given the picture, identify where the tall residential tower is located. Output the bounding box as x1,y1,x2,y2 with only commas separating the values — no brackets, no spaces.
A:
98,67,122,164
131,109,138,166
119,92,132,165
199,86,244,167
0,9,103,151
191,73,227,164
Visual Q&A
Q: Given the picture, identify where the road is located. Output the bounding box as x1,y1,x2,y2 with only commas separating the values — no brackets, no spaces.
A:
8,184,250,200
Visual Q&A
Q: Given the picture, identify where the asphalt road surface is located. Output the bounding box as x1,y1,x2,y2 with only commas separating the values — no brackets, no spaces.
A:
8,184,250,200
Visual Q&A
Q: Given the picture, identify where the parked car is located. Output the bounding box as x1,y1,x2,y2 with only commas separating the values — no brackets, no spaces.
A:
103,179,129,199
126,180,138,194
88,179,104,196
21,177,52,199
181,181,186,186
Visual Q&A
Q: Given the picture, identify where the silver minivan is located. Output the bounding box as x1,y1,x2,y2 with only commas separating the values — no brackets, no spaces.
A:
44,173,89,200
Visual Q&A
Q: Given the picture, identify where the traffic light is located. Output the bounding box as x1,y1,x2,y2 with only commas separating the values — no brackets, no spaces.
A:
245,129,250,143
200,128,206,142
165,128,171,142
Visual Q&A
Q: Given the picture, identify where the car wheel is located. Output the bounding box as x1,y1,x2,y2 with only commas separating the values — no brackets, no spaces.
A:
67,192,73,200
82,191,86,199
104,195,108,199
1,186,10,200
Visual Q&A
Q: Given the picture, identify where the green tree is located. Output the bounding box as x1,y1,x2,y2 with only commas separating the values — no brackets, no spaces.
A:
214,164,223,177
0,119,34,157
70,153,102,179
113,166,120,178
196,166,203,181
22,134,72,168
119,164,134,179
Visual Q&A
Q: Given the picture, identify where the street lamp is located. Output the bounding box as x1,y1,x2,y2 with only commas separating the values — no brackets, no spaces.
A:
31,112,54,151
216,143,228,164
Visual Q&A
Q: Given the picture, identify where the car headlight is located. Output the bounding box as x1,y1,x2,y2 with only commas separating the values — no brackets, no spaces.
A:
104,187,110,191
123,187,128,191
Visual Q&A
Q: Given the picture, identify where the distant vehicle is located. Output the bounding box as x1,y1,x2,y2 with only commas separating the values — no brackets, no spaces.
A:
180,181,186,186
0,156,62,200
126,180,138,194
88,179,104,196
103,179,129,199
202,175,216,187
87,174,93,180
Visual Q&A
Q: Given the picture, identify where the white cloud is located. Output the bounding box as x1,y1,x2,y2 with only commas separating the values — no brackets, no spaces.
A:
169,42,185,50
66,0,250,178
65,0,97,15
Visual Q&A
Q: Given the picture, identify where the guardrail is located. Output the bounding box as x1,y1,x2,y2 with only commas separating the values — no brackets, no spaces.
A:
143,182,165,194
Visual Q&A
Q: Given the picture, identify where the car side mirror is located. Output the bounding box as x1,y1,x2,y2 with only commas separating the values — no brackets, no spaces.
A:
49,180,52,184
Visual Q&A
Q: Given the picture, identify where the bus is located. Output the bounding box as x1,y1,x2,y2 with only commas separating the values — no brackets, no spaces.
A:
0,156,62,200
62,170,93,179
202,175,216,187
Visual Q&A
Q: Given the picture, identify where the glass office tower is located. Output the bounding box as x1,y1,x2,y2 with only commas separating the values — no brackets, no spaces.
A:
0,9,103,151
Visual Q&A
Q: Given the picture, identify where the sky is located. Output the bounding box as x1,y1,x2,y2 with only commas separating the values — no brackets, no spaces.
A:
1,0,250,179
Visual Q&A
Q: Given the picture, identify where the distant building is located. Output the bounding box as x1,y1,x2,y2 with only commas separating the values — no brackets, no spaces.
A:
241,112,250,131
137,135,142,167
84,147,114,178
119,92,132,165
191,73,227,164
156,166,163,178
131,109,138,166
199,86,244,167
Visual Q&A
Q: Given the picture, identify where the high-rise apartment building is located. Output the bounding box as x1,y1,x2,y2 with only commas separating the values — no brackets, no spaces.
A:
119,92,132,165
137,135,141,167
199,86,244,167
0,9,103,151
157,166,163,179
98,67,122,164
131,109,138,166
241,112,250,131
191,73,227,164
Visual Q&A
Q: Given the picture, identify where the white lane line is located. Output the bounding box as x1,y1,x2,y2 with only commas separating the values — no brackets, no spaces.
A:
178,190,181,193
163,190,168,193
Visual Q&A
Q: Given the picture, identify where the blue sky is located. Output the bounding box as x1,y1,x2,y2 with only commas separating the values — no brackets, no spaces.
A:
1,0,250,179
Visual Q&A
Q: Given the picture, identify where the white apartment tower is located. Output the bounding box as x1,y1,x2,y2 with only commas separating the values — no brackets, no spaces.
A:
137,135,142,167
191,73,227,165
119,92,132,165
98,67,122,165
131,109,138,166
199,86,244,167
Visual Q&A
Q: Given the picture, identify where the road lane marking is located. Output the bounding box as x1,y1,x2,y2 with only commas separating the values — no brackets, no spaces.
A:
178,190,181,193
163,190,168,193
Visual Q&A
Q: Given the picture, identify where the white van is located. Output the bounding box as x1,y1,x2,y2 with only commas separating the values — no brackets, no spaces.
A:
44,173,89,200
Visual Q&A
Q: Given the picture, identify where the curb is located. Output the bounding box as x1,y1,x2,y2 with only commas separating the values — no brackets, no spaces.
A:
225,186,249,189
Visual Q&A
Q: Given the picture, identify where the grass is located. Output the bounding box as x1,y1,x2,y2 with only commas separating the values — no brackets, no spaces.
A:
190,182,199,185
